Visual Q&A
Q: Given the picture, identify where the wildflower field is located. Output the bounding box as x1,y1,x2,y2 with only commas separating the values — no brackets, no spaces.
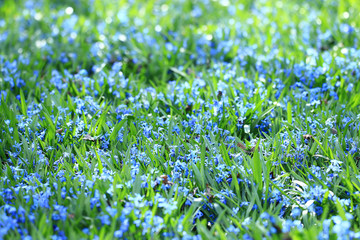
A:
1,0,360,239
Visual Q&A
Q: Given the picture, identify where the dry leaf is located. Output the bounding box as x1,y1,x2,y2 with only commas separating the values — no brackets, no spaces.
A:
217,91,222,100
330,128,337,135
205,184,215,203
185,104,192,113
193,187,199,195
237,142,247,150
321,99,328,105
56,128,63,134
160,175,173,186
83,134,96,142
303,134,313,140
237,142,256,155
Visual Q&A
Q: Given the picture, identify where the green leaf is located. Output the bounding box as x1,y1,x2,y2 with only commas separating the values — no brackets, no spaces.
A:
95,105,110,135
287,102,292,124
191,162,205,190
109,119,126,142
336,199,347,220
95,150,103,174
252,141,263,192
20,89,27,117
170,67,189,79
42,109,56,141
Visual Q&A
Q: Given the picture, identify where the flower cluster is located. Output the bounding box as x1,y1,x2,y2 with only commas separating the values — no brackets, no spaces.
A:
1,0,360,239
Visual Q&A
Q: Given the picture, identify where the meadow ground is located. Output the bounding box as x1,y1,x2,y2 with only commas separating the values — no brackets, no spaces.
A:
1,0,360,239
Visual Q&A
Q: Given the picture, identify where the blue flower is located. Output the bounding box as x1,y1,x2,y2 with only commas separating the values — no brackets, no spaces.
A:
52,205,67,221
98,215,111,225
227,225,240,234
